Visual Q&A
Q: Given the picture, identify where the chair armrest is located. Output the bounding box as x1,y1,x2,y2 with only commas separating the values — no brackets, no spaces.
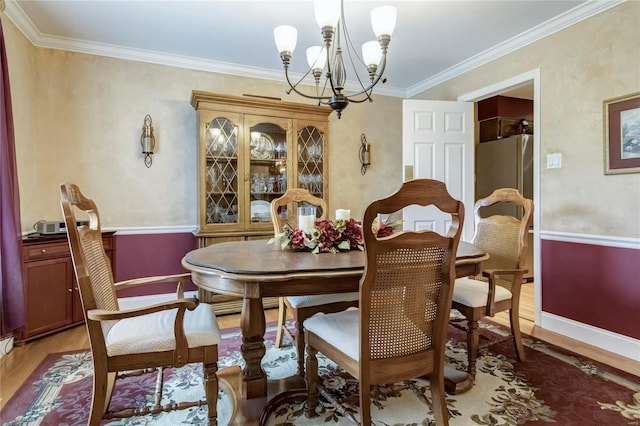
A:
87,297,199,321
482,268,526,316
113,273,191,291
481,268,527,278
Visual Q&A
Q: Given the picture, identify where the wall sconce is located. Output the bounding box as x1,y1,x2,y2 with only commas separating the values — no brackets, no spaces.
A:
140,114,155,168
359,133,371,175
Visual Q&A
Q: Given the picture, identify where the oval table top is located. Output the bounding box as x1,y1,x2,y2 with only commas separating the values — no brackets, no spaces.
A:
183,239,487,278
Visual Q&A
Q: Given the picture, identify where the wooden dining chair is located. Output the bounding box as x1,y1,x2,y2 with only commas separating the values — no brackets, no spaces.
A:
59,183,222,425
270,188,359,376
304,179,464,425
450,188,533,380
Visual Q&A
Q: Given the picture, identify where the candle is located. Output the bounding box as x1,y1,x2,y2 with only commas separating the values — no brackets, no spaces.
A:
298,215,315,233
298,206,317,233
335,209,351,220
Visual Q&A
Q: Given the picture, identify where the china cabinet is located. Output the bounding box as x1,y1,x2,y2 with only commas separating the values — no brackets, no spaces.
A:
190,91,331,313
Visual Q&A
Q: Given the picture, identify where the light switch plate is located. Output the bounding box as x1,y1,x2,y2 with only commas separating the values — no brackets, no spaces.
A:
547,153,562,169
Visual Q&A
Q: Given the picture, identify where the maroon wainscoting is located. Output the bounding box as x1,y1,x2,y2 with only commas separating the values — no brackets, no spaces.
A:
541,239,640,340
112,232,198,297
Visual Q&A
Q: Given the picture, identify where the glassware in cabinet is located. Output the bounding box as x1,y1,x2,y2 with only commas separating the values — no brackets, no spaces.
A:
247,119,289,225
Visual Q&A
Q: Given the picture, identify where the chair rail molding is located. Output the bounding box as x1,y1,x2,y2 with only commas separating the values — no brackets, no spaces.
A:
540,230,640,250
109,225,198,235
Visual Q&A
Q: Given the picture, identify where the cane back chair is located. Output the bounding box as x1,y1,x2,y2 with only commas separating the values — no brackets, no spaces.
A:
60,183,221,425
270,188,359,376
450,187,533,380
304,179,464,425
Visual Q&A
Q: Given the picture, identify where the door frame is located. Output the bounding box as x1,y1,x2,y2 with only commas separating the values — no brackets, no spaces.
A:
457,69,541,326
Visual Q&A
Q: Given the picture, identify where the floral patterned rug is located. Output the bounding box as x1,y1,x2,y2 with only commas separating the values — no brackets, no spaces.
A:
1,320,638,425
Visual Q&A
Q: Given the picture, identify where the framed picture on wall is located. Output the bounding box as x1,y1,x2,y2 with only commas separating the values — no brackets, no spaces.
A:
604,92,640,175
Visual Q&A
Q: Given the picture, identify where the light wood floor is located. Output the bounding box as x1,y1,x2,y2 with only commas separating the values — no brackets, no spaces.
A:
1,295,638,412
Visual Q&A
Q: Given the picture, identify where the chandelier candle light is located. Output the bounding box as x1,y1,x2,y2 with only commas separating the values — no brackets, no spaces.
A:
274,0,397,118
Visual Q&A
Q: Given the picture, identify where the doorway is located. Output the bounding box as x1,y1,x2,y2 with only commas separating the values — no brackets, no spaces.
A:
458,69,541,326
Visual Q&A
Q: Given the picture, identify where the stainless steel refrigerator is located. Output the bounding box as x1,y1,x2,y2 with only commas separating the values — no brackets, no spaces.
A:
476,134,534,281
476,134,533,218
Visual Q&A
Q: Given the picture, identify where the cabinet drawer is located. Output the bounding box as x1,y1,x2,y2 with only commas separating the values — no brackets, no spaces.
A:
24,242,70,261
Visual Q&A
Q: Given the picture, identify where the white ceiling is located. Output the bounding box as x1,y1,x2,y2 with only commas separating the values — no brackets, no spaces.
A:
5,0,621,98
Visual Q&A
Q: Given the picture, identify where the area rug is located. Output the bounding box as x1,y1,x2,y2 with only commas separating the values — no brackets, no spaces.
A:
1,320,639,425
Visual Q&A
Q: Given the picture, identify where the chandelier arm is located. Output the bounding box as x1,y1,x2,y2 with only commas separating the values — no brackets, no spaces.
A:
338,10,370,92
284,63,318,93
345,94,373,104
340,53,388,100
284,66,333,101
333,12,389,100
318,73,332,100
323,29,341,96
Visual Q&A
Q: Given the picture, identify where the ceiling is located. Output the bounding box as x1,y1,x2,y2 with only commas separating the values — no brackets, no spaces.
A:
5,1,619,98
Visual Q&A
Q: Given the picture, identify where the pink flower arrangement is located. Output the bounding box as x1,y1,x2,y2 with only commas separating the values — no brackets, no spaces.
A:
269,218,364,254
372,217,403,238
269,217,403,253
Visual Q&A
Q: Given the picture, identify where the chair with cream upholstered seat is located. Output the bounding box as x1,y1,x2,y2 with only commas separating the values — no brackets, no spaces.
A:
304,179,464,425
450,187,533,381
60,182,222,425
270,188,359,377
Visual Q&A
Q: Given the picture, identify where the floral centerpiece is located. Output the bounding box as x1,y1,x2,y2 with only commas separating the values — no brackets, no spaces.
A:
373,217,403,237
269,217,404,254
269,219,364,254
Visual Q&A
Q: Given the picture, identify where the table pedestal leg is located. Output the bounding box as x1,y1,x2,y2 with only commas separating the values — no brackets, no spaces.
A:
240,296,267,399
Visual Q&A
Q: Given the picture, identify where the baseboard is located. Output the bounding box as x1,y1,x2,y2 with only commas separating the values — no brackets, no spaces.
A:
540,311,640,362
0,336,15,359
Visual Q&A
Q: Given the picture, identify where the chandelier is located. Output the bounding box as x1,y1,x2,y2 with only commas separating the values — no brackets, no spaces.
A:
273,0,397,118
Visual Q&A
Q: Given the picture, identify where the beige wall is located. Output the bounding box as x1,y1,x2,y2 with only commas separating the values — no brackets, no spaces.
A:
413,2,640,238
3,17,34,219
5,19,402,232
5,2,638,239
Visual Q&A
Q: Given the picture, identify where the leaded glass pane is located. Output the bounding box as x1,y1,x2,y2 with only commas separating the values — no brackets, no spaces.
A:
205,117,238,224
297,126,324,198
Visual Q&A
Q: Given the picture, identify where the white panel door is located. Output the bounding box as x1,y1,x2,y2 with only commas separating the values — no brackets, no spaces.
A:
402,100,474,241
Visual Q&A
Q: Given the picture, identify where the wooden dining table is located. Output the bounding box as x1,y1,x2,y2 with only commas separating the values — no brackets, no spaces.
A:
182,238,488,415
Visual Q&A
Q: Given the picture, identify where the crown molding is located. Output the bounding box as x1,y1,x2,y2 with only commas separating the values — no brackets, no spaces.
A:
3,0,405,98
4,0,40,41
405,0,625,98
5,0,622,100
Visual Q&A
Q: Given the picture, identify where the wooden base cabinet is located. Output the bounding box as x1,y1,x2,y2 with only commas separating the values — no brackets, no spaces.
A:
19,233,114,342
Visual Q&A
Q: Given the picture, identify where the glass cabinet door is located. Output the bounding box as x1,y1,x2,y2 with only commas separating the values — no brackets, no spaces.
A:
297,125,325,199
205,117,239,225
247,119,289,226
